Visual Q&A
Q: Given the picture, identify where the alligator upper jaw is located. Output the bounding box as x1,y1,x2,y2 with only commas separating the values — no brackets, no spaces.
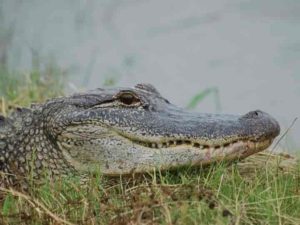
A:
96,106,280,150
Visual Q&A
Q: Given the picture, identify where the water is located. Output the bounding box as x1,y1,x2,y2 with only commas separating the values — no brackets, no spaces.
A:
1,0,300,150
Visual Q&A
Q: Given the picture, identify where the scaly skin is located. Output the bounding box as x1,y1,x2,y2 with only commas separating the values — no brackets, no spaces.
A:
0,83,280,187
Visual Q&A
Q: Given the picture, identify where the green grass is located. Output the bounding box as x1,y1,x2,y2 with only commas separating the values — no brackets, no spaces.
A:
187,87,221,112
0,64,66,115
0,70,299,224
0,154,299,225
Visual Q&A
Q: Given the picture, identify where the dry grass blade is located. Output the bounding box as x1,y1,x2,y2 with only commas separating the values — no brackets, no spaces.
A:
244,195,300,206
269,117,298,155
237,151,299,177
0,187,75,225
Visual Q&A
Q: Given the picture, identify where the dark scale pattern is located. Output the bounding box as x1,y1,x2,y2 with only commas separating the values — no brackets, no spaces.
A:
0,107,76,188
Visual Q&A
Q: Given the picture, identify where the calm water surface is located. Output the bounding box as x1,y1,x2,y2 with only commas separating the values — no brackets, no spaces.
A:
2,0,300,150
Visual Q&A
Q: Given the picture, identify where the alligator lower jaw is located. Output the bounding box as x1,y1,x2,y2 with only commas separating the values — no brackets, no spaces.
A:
130,138,274,163
101,138,274,175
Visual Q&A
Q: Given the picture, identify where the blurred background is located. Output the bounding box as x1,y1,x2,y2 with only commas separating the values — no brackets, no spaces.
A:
0,0,299,151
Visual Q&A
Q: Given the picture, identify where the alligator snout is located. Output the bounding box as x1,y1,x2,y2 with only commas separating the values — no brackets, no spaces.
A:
243,110,266,119
239,110,280,141
241,110,268,119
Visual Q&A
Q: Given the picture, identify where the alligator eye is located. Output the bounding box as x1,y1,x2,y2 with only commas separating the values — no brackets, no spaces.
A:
118,92,140,105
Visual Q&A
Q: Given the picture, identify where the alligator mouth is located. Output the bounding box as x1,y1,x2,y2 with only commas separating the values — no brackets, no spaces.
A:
112,124,275,154
58,125,276,175
132,138,273,152
62,123,274,155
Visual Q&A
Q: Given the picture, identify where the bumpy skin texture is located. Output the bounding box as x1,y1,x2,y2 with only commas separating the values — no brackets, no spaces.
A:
0,83,280,187
0,108,76,187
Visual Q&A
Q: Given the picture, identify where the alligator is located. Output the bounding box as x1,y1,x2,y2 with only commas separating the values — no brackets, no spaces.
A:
0,83,280,187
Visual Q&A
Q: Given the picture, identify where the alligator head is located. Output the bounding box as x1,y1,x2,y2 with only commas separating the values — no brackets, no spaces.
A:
0,84,280,180
43,83,279,175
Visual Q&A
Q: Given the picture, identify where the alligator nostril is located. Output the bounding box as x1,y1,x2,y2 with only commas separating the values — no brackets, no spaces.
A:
253,110,264,116
242,110,264,119
251,110,262,117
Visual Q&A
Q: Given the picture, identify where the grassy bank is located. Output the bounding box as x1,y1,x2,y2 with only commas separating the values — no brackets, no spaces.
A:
0,71,299,225
0,153,299,225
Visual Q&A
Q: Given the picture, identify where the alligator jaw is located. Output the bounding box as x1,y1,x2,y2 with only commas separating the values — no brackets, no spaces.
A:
58,123,276,176
132,138,273,155
101,135,274,175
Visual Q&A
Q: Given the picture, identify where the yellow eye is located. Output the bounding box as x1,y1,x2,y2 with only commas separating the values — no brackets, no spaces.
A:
118,92,140,105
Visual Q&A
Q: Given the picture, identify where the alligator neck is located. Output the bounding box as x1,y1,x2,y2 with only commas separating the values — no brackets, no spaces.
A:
0,108,75,186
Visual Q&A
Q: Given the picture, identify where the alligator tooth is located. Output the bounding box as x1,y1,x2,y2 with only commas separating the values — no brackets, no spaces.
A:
152,143,157,148
157,143,163,148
